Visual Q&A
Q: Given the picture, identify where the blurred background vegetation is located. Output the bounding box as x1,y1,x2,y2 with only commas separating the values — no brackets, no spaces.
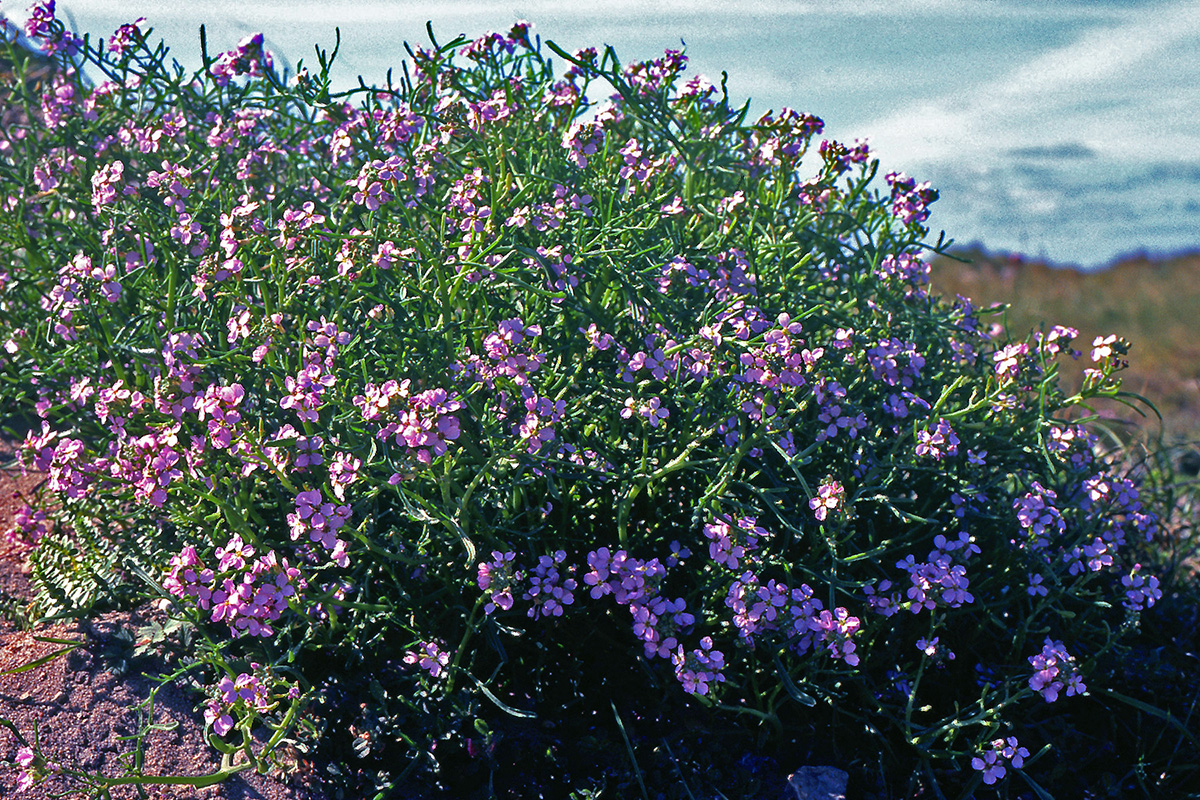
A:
930,247,1200,445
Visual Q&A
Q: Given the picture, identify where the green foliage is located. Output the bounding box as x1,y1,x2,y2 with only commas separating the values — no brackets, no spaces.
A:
27,523,118,618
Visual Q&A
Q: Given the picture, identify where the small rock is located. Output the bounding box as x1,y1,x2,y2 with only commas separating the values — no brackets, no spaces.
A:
788,765,849,800
87,619,121,641
67,648,93,671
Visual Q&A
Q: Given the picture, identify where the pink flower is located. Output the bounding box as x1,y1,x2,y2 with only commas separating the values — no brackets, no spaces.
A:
660,195,685,216
809,480,844,521
205,702,235,736
404,641,451,678
1091,334,1117,362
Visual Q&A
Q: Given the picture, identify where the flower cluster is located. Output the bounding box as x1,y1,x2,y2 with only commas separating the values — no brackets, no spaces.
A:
1014,482,1067,551
915,418,959,460
703,514,765,569
479,545,710,688
457,318,546,389
896,550,974,613
866,337,925,387
22,1,82,56
884,170,938,226
1121,563,1162,611
286,489,351,565
5,503,49,549
1028,637,1086,702
562,119,606,168
204,669,275,737
724,573,863,666
972,736,1029,785
672,636,726,696
209,33,275,86
279,362,336,424
523,550,578,619
163,540,305,637
367,384,464,468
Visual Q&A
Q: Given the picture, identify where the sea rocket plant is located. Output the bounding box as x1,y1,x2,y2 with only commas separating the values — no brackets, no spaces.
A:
0,5,1166,794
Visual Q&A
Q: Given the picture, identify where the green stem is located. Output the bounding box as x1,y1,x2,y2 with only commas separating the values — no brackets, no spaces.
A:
443,596,484,695
89,762,255,789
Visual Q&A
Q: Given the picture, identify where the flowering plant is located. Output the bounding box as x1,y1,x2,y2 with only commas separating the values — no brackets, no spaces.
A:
0,4,1169,796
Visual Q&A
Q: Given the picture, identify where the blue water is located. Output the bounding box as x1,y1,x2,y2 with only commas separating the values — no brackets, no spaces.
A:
18,0,1200,268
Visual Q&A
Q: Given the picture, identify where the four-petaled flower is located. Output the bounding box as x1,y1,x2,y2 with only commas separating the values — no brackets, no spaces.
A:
809,480,845,521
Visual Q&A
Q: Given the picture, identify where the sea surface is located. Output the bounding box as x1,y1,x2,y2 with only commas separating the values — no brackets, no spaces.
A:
15,0,1200,268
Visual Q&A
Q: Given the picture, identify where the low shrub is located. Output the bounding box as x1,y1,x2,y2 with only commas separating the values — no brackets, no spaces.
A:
0,4,1180,797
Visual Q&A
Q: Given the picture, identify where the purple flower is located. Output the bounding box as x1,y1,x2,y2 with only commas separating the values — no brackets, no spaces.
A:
583,547,615,599
641,396,670,427
581,323,615,351
404,641,451,678
1028,637,1085,702
478,550,521,614
672,636,726,696
914,418,959,460
993,342,1030,381
703,514,764,570
1091,334,1120,362
562,120,606,168
882,393,909,419
915,636,955,662
666,540,691,567
205,702,235,737
523,550,577,619
971,737,1028,785
1121,563,1162,611
216,534,254,571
